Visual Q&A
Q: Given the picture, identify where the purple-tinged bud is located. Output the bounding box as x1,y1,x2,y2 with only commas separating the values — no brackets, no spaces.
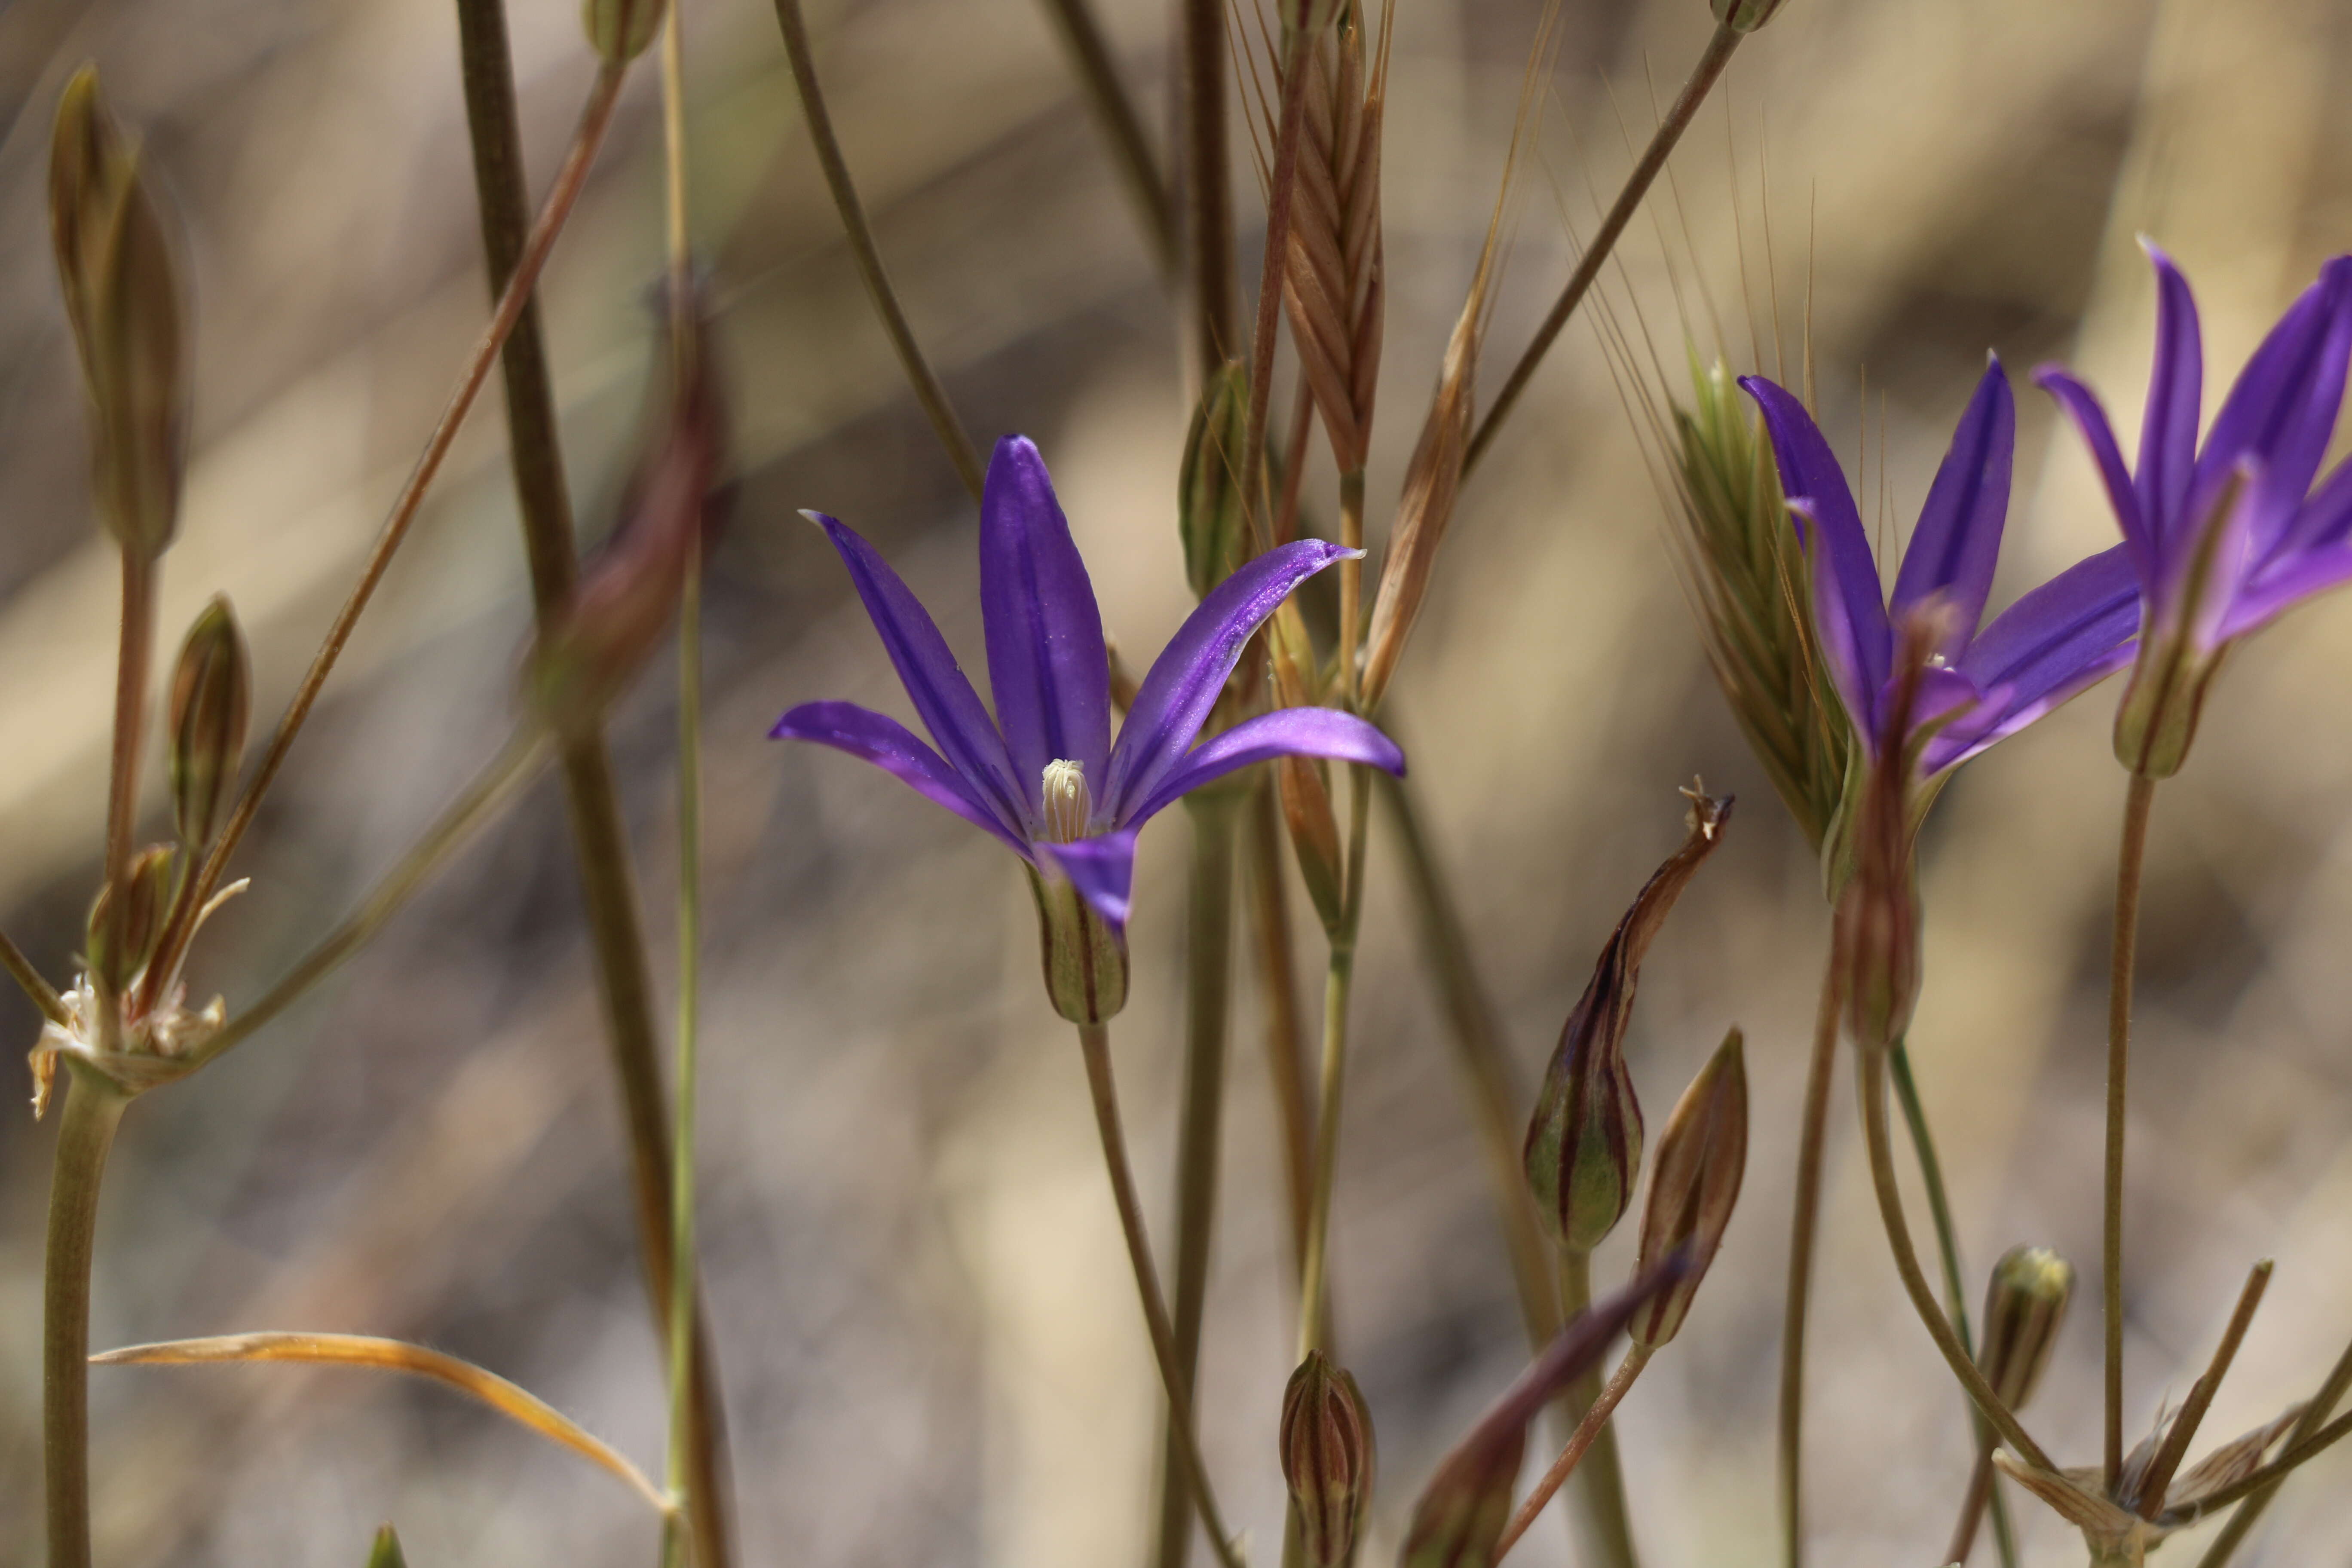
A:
50,69,188,562
1978,1246,2073,1412
1629,1029,1747,1349
584,0,667,63
1026,864,1128,1025
2113,466,2253,780
1281,1351,1375,1568
1180,363,1250,600
87,844,175,996
1711,0,1787,31
368,1525,407,1568
528,300,726,738
1525,787,1730,1252
167,596,250,853
1400,1426,1520,1568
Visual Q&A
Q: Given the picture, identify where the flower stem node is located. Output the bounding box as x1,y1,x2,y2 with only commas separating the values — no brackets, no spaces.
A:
1629,1028,1748,1350
1027,864,1128,1026
1979,1245,2074,1412
1281,1350,1375,1568
1179,363,1250,600
168,596,251,854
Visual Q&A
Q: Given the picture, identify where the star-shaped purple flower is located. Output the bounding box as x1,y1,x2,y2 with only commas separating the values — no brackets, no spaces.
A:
773,436,1404,935
1740,361,2141,778
2037,245,2352,774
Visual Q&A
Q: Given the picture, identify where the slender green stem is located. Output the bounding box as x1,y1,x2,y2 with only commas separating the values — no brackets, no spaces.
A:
1245,782,1315,1279
1296,764,1371,1358
451,7,733,1561
1152,796,1238,1568
1464,21,1743,477
1778,954,1840,1568
1946,1437,1998,1567
1888,1040,2016,1567
2194,1330,2352,1566
98,551,158,1054
43,1066,128,1568
2,928,70,1028
2105,772,2158,1489
661,558,705,1568
1179,0,1236,377
1857,1046,2052,1471
1557,1250,1641,1568
2136,1260,2269,1517
1034,0,1175,277
769,0,984,501
1496,1346,1653,1561
1074,1020,1247,1568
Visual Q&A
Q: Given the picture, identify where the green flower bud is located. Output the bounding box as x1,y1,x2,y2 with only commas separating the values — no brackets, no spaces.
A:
1281,1351,1375,1568
584,0,667,63
1400,1427,1521,1568
168,595,251,853
2113,466,2251,780
1026,865,1128,1025
1978,1246,2073,1412
1525,787,1730,1251
50,68,188,561
1629,1028,1748,1349
87,844,176,996
1180,363,1250,600
1711,0,1787,31
368,1526,407,1568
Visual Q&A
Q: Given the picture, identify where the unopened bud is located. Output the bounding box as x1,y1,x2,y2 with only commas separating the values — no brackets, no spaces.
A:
1978,1246,2073,1412
1711,0,1786,31
1026,865,1128,1024
1400,1427,1520,1568
368,1526,407,1568
168,596,250,852
1525,787,1730,1252
1629,1028,1748,1349
1277,755,1347,933
1281,1351,1374,1568
2113,466,2251,779
87,844,176,995
584,0,667,63
50,69,188,561
1180,363,1250,599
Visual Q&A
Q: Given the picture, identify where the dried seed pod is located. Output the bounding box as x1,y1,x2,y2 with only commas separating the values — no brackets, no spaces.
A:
584,0,666,63
87,844,176,996
1180,362,1250,599
50,68,188,561
1525,787,1731,1252
1280,1351,1374,1568
168,596,251,854
1629,1028,1748,1349
1978,1246,2073,1413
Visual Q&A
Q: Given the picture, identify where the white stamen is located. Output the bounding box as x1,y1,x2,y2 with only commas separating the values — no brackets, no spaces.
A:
1040,759,1092,843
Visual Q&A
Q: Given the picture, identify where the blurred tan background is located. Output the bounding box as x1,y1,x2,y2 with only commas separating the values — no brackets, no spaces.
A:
1,0,2350,1563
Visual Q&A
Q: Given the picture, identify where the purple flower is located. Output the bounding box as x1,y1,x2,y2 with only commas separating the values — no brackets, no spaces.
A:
773,436,1403,937
2037,245,2352,775
1740,361,2141,779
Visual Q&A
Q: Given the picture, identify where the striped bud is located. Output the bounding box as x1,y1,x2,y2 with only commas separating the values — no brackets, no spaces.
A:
584,0,666,63
1978,1246,2073,1412
50,69,188,561
1400,1426,1520,1568
1629,1029,1748,1348
1525,787,1730,1252
168,596,250,853
1281,1351,1374,1568
87,844,175,995
1180,363,1250,600
1711,0,1787,31
1026,866,1128,1025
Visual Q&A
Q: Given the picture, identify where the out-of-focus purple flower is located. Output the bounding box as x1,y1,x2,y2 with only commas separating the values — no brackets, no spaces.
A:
774,435,1404,936
1741,363,2141,779
2037,246,2352,776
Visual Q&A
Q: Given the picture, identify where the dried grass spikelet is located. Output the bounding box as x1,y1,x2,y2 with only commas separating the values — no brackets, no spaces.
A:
1277,6,1391,476
1358,287,1476,711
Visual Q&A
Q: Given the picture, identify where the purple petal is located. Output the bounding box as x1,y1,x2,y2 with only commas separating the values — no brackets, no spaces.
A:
1106,539,1355,818
1932,544,2141,770
1126,707,1407,824
2136,241,2203,551
2191,258,2352,556
979,437,1112,812
771,700,1032,856
1740,376,1890,746
2224,540,2352,641
810,512,1026,828
2273,456,2352,561
2036,368,2154,587
1040,828,1140,931
1891,359,2013,649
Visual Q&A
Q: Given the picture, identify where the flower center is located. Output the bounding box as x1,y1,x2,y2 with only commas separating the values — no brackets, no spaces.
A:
1040,759,1092,843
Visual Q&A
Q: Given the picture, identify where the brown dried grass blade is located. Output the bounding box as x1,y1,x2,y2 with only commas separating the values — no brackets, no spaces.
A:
93,1332,671,1516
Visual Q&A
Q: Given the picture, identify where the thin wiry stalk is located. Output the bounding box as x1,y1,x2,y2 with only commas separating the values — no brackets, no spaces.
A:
1557,1249,1641,1568
2161,1406,2352,1522
2194,1332,2352,1566
98,551,157,1053
1295,765,1372,1358
661,558,706,1568
452,6,733,1560
1779,955,1839,1568
1034,0,1176,277
1,928,70,1028
1248,778,1316,1278
1180,0,1237,376
42,1069,127,1568
2135,1261,2271,1517
1465,21,1744,476
769,0,984,501
1497,1346,1654,1561
2106,773,2158,1488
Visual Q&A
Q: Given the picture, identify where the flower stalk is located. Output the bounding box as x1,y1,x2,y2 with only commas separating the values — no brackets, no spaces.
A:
1494,1346,1652,1562
1778,960,1839,1568
1555,1250,1641,1568
43,1067,127,1568
2105,771,2157,1488
1296,764,1371,1358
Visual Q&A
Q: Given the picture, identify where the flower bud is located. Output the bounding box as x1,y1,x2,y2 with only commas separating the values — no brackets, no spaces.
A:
1978,1246,2073,1412
87,844,176,996
1400,1427,1521,1568
1525,787,1730,1252
50,68,188,561
1180,362,1250,600
584,0,667,63
1281,1351,1375,1568
2113,466,2252,780
1711,0,1787,31
528,296,726,737
1277,755,1347,934
1026,865,1129,1024
368,1526,407,1568
168,596,251,853
1629,1028,1747,1349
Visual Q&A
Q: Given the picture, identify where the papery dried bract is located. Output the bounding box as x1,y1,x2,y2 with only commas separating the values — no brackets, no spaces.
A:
1524,788,1731,1252
1360,301,1474,711
1978,1246,2073,1412
50,68,188,561
168,596,251,853
1629,1029,1747,1348
1996,1405,2303,1568
584,0,667,62
86,845,175,997
1281,1351,1374,1568
1180,362,1250,599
